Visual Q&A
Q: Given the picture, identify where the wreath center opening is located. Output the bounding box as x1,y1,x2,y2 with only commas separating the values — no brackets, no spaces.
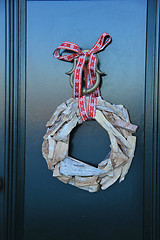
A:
68,120,111,167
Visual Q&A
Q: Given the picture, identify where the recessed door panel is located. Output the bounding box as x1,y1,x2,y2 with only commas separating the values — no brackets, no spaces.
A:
25,1,146,239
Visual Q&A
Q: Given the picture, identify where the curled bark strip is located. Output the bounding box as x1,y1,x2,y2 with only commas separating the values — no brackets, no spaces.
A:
42,97,137,192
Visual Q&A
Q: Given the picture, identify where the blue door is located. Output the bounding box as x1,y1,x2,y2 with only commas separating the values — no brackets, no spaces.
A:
0,0,159,240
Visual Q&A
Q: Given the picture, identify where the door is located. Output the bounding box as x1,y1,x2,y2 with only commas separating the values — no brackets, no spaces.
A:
0,0,159,240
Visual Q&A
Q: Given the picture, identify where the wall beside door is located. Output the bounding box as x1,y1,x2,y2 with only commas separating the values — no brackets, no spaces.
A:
0,0,159,240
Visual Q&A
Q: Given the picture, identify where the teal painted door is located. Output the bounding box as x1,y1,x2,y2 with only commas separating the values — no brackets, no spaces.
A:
0,1,159,240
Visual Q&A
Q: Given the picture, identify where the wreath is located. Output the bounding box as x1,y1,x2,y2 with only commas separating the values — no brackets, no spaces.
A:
42,96,137,192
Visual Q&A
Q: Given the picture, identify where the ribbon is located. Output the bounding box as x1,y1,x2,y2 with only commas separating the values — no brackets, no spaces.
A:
53,33,112,121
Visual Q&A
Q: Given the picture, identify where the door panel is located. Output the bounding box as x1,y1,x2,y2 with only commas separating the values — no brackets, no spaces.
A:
25,1,146,240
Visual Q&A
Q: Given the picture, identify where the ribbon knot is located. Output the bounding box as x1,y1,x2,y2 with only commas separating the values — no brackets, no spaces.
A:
82,51,90,56
53,33,112,121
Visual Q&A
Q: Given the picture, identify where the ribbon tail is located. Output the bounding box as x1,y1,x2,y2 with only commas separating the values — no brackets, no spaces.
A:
88,54,101,97
72,55,86,98
88,95,97,119
78,96,89,122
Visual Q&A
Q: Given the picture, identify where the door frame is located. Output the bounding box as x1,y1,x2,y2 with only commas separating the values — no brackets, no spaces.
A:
0,0,159,239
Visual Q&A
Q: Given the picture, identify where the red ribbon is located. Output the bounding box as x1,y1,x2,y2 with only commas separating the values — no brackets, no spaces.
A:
53,33,112,121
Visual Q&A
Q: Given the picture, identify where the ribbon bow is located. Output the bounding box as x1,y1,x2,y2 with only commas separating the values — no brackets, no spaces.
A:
53,33,112,121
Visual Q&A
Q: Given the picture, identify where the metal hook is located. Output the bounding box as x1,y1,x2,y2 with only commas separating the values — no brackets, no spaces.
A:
65,51,106,95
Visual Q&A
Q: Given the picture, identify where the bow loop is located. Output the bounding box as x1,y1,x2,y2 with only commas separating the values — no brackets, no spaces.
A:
89,32,112,54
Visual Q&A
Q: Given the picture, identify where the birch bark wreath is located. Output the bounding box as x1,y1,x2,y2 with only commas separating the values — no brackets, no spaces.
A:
42,33,138,192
